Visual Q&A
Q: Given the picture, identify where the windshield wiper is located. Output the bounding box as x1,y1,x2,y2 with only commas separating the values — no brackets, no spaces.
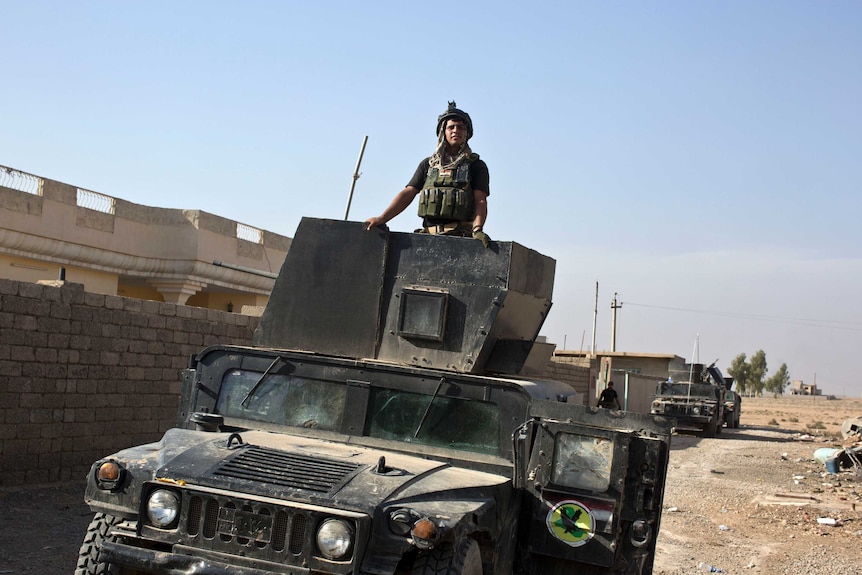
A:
241,356,283,408
414,378,444,439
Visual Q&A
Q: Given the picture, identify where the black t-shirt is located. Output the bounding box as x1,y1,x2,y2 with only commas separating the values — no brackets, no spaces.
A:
599,387,618,407
407,157,490,195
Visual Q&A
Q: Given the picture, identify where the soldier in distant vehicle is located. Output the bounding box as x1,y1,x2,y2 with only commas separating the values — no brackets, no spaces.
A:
599,381,622,410
365,101,491,247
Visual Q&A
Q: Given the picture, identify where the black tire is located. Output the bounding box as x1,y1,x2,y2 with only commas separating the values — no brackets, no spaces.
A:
75,513,123,575
412,538,482,575
701,416,718,438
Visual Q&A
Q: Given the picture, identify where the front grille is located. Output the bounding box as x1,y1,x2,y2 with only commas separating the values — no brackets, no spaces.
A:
663,403,711,417
173,490,317,564
212,446,362,495
666,404,692,415
140,448,365,567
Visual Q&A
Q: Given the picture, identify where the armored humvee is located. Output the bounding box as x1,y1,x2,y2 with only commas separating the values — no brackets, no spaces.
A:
77,218,673,575
650,363,727,437
723,387,741,429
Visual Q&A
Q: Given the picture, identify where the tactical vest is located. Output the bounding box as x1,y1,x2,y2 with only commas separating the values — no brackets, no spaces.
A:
417,159,476,221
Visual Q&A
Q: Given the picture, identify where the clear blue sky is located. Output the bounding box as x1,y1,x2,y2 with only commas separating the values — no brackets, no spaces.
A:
3,1,861,395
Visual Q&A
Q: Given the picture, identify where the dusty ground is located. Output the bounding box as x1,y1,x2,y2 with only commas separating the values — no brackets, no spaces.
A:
654,396,862,575
0,396,860,574
0,479,91,574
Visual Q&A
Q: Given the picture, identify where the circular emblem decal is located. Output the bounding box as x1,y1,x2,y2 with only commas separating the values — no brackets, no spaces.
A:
546,500,595,547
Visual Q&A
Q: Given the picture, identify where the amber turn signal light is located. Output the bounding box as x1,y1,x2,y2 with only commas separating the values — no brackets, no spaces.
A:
95,460,125,491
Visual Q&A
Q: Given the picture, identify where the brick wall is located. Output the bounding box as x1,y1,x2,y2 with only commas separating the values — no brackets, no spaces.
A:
0,279,260,486
543,361,590,405
0,276,591,487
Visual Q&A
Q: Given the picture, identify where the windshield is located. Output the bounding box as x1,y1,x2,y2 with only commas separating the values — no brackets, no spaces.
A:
215,369,503,456
657,382,719,400
217,369,347,430
366,387,502,455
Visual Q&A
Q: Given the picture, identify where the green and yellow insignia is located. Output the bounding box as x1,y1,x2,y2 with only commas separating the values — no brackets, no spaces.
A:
546,500,595,547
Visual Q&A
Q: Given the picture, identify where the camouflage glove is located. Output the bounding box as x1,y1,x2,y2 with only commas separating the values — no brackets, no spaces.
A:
472,228,491,248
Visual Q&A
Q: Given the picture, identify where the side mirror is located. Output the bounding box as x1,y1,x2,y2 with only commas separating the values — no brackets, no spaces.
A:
190,412,224,432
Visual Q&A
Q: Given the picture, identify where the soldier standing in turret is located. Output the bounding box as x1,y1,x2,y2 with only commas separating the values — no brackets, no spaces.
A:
365,101,491,247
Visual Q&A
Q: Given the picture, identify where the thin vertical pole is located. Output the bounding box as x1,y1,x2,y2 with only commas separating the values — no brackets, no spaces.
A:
590,282,598,353
611,293,623,352
344,135,369,220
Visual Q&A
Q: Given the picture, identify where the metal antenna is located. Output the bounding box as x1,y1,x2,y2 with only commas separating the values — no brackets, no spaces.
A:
344,135,369,220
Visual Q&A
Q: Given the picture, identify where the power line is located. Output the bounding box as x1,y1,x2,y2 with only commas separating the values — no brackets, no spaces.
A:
623,301,862,332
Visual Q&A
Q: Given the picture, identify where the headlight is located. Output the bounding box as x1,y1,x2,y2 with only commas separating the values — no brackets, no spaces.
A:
146,489,180,528
389,509,416,536
630,520,652,547
692,406,700,415
316,518,354,560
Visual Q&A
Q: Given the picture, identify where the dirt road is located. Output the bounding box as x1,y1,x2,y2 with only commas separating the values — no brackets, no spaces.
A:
655,424,862,574
2,397,860,574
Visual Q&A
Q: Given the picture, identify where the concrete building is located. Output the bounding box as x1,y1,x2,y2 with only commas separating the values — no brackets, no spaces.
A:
0,165,289,312
789,380,821,396
553,350,684,414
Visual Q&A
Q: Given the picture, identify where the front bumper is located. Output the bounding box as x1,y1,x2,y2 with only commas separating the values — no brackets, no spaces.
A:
101,540,309,575
650,406,715,429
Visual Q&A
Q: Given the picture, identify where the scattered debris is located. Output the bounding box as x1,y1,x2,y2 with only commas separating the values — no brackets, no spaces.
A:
812,417,862,475
840,416,862,441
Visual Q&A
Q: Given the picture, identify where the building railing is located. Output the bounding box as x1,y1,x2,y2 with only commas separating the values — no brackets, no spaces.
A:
0,165,41,195
77,187,117,214
1,163,276,246
236,222,263,244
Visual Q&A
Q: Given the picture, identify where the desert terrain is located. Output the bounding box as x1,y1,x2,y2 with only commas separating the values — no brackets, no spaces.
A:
654,395,862,575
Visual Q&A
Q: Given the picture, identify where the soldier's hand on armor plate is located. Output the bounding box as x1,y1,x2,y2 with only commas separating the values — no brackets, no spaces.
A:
365,217,385,230
472,229,490,248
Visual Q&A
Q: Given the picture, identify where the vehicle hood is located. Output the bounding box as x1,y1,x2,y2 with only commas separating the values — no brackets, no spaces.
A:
111,428,510,515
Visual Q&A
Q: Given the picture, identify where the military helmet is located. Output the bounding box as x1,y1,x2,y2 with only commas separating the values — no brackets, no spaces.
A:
436,101,473,139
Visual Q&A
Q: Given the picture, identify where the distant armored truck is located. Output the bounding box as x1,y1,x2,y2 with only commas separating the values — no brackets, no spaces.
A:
723,383,742,429
77,218,673,575
650,363,728,437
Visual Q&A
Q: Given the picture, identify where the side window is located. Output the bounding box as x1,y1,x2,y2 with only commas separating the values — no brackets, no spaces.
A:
216,369,347,431
552,433,614,492
366,387,501,455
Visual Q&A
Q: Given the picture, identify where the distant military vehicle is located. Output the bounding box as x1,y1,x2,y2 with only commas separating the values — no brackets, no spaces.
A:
650,362,728,437
722,376,742,429
77,218,673,575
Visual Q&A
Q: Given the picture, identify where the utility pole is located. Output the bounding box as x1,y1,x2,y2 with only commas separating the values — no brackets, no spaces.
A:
590,282,598,353
610,292,623,352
